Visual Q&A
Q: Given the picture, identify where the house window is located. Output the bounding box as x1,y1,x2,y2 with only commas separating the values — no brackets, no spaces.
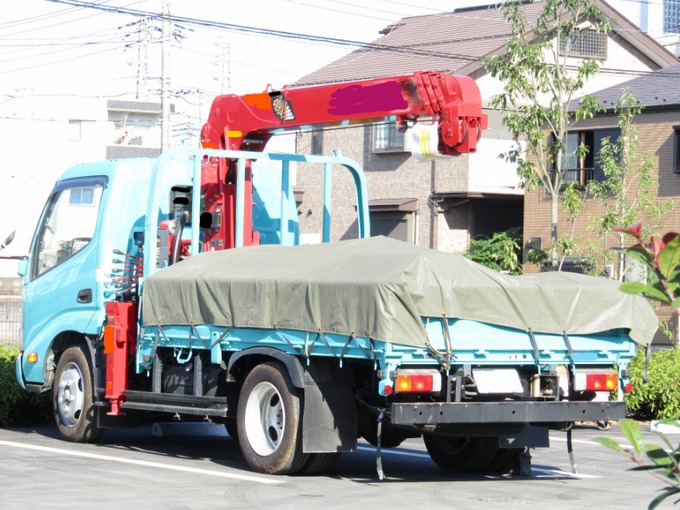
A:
373,121,405,152
311,129,323,155
665,0,680,34
69,187,96,206
555,128,620,186
673,126,680,173
559,28,607,59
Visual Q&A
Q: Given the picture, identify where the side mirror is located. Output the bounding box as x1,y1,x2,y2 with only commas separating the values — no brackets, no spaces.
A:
17,256,28,278
1,231,15,250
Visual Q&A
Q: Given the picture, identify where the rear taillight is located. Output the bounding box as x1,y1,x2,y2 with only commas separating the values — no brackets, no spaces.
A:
574,371,618,392
394,369,441,394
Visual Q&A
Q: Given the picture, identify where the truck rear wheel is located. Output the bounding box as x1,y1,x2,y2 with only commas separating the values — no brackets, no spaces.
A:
298,452,340,475
485,447,523,474
424,435,498,473
237,362,308,475
53,346,102,443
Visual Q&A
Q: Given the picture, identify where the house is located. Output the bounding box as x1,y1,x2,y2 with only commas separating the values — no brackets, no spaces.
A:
0,97,170,278
523,62,680,346
524,61,680,268
290,1,678,254
607,0,680,55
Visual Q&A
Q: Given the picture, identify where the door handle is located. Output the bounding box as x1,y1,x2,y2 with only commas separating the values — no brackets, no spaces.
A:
77,288,92,303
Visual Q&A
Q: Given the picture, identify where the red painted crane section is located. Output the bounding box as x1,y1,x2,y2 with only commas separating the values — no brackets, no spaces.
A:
198,71,488,252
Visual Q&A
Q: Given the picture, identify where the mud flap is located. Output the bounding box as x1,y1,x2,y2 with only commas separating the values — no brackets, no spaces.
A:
301,361,356,453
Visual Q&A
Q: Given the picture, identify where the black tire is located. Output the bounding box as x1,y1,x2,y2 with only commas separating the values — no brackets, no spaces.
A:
53,346,102,443
424,435,498,473
298,452,341,475
485,447,523,474
358,411,412,449
224,419,239,443
236,362,308,475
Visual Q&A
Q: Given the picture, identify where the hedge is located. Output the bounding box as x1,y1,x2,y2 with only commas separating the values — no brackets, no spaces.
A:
625,346,680,420
0,346,52,428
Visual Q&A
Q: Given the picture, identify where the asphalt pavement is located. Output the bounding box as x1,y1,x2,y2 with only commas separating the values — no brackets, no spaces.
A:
0,422,674,509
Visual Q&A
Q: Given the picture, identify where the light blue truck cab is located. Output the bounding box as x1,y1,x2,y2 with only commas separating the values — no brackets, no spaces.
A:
17,156,191,391
16,148,654,477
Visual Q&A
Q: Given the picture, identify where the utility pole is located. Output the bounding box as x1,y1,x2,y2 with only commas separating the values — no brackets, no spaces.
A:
161,0,171,151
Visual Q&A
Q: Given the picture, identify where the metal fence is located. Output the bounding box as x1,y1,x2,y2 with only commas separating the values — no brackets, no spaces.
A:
0,290,21,349
0,278,22,349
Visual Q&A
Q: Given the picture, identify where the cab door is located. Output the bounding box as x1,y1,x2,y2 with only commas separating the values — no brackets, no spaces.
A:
20,176,107,385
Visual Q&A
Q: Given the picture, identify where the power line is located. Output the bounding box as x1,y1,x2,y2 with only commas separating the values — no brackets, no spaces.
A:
3,0,677,96
43,0,483,63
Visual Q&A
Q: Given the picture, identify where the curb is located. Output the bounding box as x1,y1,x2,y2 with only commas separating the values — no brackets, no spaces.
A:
650,420,680,435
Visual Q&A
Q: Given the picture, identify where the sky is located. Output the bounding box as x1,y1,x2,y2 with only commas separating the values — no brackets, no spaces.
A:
1,0,495,265
1,0,491,127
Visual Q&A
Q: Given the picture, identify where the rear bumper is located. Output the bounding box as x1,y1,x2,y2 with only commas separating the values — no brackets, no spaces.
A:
391,400,625,425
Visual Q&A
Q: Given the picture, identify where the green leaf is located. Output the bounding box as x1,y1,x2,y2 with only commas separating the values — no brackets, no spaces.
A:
593,436,623,452
619,282,671,303
657,235,680,282
620,419,645,456
645,446,674,467
649,488,680,510
627,245,653,265
647,282,673,304
620,281,650,295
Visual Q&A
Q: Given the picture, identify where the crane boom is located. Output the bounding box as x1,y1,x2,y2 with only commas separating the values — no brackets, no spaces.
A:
201,71,487,155
198,71,488,251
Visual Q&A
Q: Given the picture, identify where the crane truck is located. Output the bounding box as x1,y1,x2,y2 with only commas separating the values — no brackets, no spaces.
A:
16,71,657,476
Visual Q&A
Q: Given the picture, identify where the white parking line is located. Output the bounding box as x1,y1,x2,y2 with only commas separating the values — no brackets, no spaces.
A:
551,436,600,446
532,467,601,479
357,445,429,458
0,439,283,485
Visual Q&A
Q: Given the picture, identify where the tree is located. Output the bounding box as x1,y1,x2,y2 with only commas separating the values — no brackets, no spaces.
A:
483,0,609,267
586,89,673,281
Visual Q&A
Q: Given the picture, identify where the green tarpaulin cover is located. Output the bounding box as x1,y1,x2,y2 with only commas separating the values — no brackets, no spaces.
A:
142,236,657,347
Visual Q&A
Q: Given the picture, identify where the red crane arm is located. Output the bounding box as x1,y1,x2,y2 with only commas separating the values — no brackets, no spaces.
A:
201,71,487,155
197,71,488,252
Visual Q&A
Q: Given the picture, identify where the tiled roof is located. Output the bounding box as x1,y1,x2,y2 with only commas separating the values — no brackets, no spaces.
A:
591,62,680,110
294,1,677,87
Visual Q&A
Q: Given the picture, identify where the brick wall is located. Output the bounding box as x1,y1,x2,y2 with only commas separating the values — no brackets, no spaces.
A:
296,125,475,251
524,108,680,273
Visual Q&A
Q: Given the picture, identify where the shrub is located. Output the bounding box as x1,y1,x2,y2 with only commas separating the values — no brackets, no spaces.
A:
0,346,52,427
625,347,680,420
465,227,523,275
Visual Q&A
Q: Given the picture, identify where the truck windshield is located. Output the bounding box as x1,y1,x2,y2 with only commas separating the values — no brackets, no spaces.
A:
32,183,104,279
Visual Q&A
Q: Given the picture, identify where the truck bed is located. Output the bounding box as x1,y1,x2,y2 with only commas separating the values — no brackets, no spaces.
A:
141,236,657,348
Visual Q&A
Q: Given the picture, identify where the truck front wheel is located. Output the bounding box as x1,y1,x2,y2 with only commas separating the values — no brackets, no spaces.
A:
237,362,308,475
53,346,102,443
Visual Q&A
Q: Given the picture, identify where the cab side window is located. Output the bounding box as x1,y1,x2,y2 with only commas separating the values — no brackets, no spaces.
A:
32,184,103,279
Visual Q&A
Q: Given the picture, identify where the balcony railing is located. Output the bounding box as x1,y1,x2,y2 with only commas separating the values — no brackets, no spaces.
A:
551,167,595,188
